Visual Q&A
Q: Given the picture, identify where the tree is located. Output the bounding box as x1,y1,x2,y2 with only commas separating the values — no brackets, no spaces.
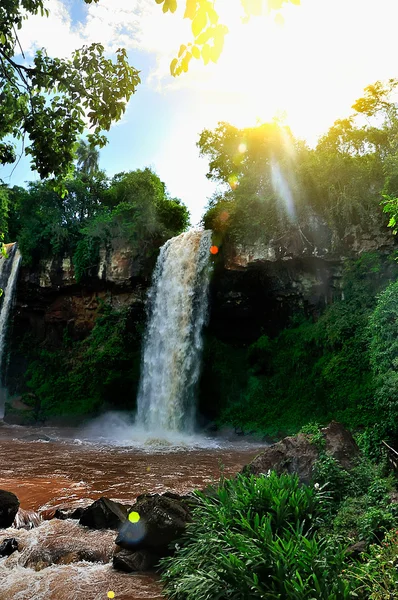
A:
0,1,140,191
75,139,100,176
199,81,398,244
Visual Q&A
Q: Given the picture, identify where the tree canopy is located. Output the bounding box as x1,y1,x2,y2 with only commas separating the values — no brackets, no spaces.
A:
0,1,140,191
199,80,398,245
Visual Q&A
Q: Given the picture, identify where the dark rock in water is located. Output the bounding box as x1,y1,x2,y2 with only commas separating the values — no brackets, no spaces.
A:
54,507,85,520
79,497,129,530
23,546,107,570
21,434,52,442
113,549,158,573
0,490,20,528
0,537,18,556
115,492,195,554
242,421,359,484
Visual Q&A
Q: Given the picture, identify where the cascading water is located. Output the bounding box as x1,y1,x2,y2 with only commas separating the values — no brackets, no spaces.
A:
136,230,212,433
0,243,22,418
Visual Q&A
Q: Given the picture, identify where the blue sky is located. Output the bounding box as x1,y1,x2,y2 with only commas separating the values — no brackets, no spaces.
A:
2,0,398,224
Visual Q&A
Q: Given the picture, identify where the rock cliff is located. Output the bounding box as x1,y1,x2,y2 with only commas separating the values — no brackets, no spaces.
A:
11,217,397,347
209,216,395,341
4,217,396,415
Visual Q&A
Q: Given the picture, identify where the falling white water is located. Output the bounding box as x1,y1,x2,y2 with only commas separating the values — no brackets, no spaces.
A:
136,230,212,433
0,243,22,418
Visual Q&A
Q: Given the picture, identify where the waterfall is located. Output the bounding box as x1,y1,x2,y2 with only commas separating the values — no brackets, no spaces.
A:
0,243,22,418
136,230,212,433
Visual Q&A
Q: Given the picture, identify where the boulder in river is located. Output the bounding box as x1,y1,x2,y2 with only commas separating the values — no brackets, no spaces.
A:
79,497,130,530
0,490,20,528
0,537,18,557
242,421,359,484
53,507,85,520
115,491,195,557
113,548,159,573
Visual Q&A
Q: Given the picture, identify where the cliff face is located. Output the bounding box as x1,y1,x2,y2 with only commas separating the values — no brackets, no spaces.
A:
13,243,154,350
4,218,395,420
12,217,396,349
208,216,395,342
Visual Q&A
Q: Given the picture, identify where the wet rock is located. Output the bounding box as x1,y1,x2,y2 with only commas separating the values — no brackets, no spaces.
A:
79,497,129,530
0,537,18,556
242,422,359,484
322,421,359,470
20,520,114,569
113,549,158,573
347,540,367,558
243,434,318,484
115,492,194,555
22,547,106,570
53,507,85,520
0,490,20,528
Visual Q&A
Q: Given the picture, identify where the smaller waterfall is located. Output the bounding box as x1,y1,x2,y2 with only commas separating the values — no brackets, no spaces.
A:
0,243,22,418
136,230,212,433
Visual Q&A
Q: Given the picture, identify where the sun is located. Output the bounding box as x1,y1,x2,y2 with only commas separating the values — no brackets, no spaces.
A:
167,0,393,147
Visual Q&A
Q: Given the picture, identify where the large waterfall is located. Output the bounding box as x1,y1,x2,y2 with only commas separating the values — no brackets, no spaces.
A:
136,230,212,433
0,243,21,418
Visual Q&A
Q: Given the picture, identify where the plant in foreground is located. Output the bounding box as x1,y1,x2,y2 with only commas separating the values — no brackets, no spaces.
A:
161,472,351,599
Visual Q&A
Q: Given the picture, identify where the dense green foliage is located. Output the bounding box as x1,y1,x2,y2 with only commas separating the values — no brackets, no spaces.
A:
201,252,398,443
3,166,189,273
161,472,351,600
200,81,398,247
345,528,398,599
161,464,398,599
21,304,143,418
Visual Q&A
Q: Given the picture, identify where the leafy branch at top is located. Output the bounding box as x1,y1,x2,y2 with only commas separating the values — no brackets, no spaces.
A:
84,0,300,76
0,1,140,193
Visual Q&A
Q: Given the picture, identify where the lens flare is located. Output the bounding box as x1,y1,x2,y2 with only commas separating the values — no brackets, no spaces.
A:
238,143,247,153
128,511,140,523
228,174,239,190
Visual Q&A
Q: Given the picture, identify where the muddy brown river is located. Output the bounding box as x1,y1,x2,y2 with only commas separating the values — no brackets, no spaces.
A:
0,421,265,600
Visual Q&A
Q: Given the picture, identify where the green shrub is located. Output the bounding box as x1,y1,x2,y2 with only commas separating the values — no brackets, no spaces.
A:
300,422,326,450
345,528,398,598
213,253,398,438
161,472,351,600
312,455,351,503
25,304,143,418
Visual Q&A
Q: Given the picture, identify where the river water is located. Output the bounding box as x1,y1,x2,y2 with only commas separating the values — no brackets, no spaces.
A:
0,422,264,599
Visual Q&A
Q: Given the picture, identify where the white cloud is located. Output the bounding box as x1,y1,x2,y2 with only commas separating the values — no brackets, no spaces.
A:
18,0,83,58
